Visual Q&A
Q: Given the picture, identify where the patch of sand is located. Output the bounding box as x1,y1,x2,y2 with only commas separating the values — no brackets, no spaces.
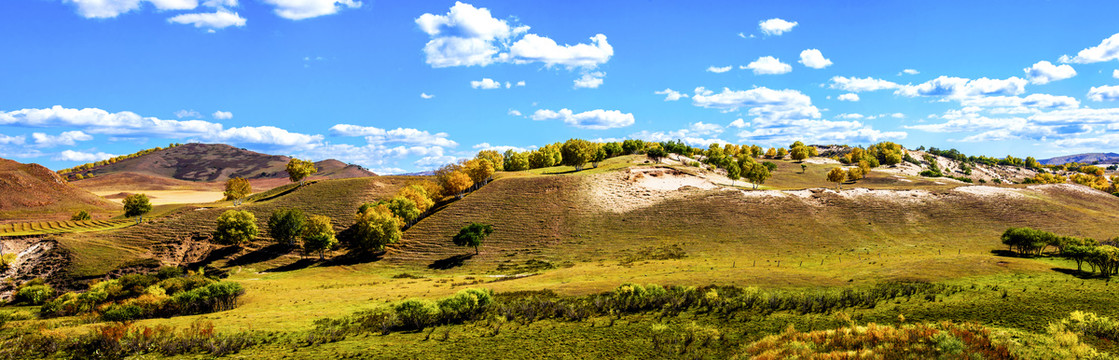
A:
836,187,933,204
952,186,1024,199
95,190,226,205
1027,183,1112,198
802,157,841,165
586,168,725,213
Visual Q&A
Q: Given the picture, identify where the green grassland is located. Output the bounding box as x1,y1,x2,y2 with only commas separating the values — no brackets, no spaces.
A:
5,157,1119,358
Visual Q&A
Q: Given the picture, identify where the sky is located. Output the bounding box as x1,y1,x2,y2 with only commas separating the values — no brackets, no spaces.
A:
2,1,1119,174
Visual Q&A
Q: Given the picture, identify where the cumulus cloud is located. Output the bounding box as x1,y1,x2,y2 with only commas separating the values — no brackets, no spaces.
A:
472,142,531,153
655,88,688,101
1114,69,1119,79
690,87,819,117
32,131,93,148
470,78,502,89
895,76,1027,98
417,2,611,70
0,134,25,145
420,93,435,99
706,66,732,73
211,110,233,119
1023,60,1076,84
728,119,748,128
742,56,792,75
798,49,832,69
573,72,605,89
168,10,245,29
758,18,797,36
1060,32,1119,64
828,76,901,92
66,0,199,19
900,69,920,75
259,0,360,20
530,108,634,129
1088,85,1119,102
507,109,522,116
837,93,859,102
175,109,201,118
56,150,116,162
329,124,458,147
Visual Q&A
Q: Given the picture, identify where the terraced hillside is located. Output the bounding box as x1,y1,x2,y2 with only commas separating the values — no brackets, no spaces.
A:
0,158,120,222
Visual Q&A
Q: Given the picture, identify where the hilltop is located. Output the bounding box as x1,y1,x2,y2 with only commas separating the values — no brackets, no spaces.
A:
65,143,375,183
1041,152,1119,166
0,158,119,222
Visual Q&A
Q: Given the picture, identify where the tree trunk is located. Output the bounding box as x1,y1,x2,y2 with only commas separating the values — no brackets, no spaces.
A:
475,246,479,255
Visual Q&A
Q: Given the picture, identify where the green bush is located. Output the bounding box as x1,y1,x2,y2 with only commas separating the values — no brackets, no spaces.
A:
15,284,55,305
394,299,439,330
437,288,493,323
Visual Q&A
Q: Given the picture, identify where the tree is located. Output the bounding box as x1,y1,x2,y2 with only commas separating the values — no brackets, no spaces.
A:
399,185,434,213
268,208,305,247
801,164,808,174
847,167,864,182
123,193,152,223
726,161,741,186
388,196,422,226
765,147,778,159
302,215,337,260
476,150,505,171
561,139,597,171
1001,227,1055,256
213,210,259,246
827,167,847,190
441,170,473,199
743,162,771,190
622,139,645,155
453,222,493,254
776,147,788,159
591,145,607,168
286,158,317,186
504,151,530,171
603,142,623,157
71,210,91,221
646,147,668,163
790,146,810,162
223,177,252,206
353,204,401,252
464,158,495,185
528,150,555,169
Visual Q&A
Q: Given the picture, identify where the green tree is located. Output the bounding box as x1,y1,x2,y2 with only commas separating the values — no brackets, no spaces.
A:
561,139,596,171
776,147,788,159
528,149,555,168
213,210,259,246
453,222,494,255
476,150,505,171
302,215,337,260
388,196,422,226
646,147,668,163
800,164,807,174
223,177,252,206
591,145,607,168
353,204,401,252
726,161,741,186
622,139,645,155
286,158,317,186
790,146,810,162
744,162,772,190
827,167,847,190
123,193,152,223
71,210,91,221
603,142,623,157
268,208,305,247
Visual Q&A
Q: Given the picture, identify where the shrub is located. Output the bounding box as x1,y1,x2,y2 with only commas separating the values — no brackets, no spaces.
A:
71,210,92,221
437,288,493,323
394,299,439,331
15,284,55,305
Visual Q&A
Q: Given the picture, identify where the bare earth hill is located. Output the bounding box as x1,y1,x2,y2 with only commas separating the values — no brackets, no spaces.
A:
1040,152,1119,165
71,143,375,182
0,158,119,221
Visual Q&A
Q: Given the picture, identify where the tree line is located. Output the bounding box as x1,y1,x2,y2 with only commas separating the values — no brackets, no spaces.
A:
1001,227,1119,277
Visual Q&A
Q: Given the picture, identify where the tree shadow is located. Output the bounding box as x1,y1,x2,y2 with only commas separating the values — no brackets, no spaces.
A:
989,249,1025,258
428,254,474,270
187,245,241,269
226,243,291,267
264,258,320,273
543,169,581,175
1051,268,1103,279
324,251,385,266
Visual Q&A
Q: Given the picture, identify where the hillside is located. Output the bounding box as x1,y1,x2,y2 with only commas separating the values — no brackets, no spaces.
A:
1041,152,1119,165
0,158,119,222
66,143,375,182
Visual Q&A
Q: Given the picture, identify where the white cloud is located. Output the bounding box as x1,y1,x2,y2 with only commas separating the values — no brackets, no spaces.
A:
573,72,605,89
56,150,116,162
260,0,360,20
690,87,819,118
1023,60,1076,84
507,109,522,116
798,49,832,69
211,110,233,119
32,131,93,148
329,124,458,147
706,65,732,73
1114,69,1119,79
202,0,236,7
895,76,1027,98
1060,32,1119,64
66,0,200,18
417,2,610,70
509,33,613,68
655,88,688,101
530,108,634,129
167,10,245,29
758,18,797,36
728,119,748,128
1088,85,1119,102
516,81,526,87
959,93,1080,111
420,93,435,99
836,113,864,119
837,93,859,102
828,76,901,92
472,142,530,153
470,78,502,89
742,56,792,75
901,69,919,75
174,109,201,118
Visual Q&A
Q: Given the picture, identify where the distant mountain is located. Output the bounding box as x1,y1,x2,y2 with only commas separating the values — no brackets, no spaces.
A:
0,158,118,217
67,143,375,183
1040,153,1119,166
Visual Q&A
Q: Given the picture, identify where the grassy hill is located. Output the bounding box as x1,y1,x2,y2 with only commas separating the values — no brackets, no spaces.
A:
0,158,120,222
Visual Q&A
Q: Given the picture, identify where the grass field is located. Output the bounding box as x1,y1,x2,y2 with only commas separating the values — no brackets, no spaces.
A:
5,158,1119,358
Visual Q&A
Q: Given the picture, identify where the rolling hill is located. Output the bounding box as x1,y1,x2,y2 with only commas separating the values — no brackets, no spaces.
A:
67,143,375,183
0,157,119,222
1040,152,1119,165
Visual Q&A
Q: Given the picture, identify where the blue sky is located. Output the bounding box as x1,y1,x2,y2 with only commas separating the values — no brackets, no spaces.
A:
2,0,1119,173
